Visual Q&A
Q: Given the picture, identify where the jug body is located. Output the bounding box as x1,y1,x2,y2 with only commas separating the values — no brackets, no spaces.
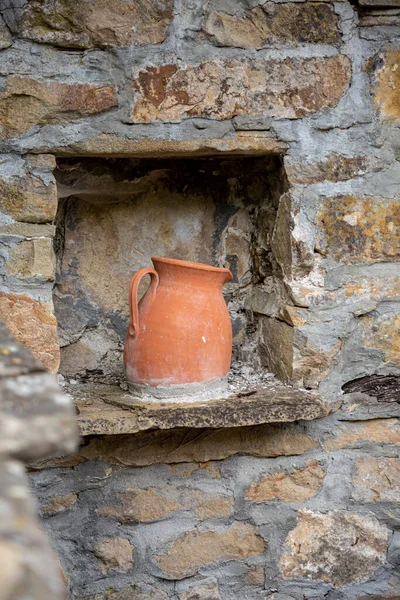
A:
124,256,233,397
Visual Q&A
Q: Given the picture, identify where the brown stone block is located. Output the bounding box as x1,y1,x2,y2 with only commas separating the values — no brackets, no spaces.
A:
352,457,400,502
316,195,400,264
79,424,316,466
0,155,57,223
156,521,265,579
0,293,60,372
373,48,400,120
131,56,351,122
7,238,56,281
0,76,117,139
280,510,389,586
16,0,173,48
191,492,233,519
245,460,325,503
97,487,182,522
245,565,265,586
203,3,341,48
94,537,133,573
323,419,400,451
42,493,77,514
285,154,369,184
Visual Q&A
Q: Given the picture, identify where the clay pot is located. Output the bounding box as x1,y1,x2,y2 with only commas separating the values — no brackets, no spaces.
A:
124,257,233,396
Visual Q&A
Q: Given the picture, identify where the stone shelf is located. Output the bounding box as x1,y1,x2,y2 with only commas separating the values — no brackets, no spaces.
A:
69,380,332,437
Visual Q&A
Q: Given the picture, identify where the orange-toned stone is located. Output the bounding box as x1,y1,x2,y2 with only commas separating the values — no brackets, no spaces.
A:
0,293,60,373
191,493,233,519
362,313,400,365
316,195,400,264
245,460,325,503
324,419,400,451
156,522,265,579
0,76,117,139
132,56,351,122
80,424,316,466
169,462,222,479
97,487,182,522
373,48,400,120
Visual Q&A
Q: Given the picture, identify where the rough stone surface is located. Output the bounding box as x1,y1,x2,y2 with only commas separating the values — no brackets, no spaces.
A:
0,16,12,48
0,293,60,372
202,3,341,48
94,537,133,572
0,321,78,461
0,77,117,139
179,583,222,599
156,522,265,579
280,510,389,586
0,460,66,600
316,194,400,264
285,154,370,184
12,0,173,48
132,56,351,122
324,419,400,451
97,487,182,522
245,460,325,502
245,565,265,586
0,154,57,222
41,493,77,514
373,48,400,120
352,457,400,502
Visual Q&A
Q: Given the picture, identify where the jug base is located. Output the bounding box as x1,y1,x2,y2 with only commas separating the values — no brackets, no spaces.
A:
127,376,229,404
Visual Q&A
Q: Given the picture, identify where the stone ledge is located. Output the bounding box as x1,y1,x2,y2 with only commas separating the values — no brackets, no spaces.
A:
71,380,332,436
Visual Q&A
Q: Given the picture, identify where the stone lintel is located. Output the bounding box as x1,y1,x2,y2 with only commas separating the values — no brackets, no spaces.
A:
73,381,332,436
50,134,288,158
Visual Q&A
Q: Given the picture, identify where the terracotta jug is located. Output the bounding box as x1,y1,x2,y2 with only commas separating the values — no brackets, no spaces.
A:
124,257,233,398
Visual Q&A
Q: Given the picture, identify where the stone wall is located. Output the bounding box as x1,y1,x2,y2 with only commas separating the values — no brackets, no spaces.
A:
30,386,400,599
0,0,399,398
0,0,398,598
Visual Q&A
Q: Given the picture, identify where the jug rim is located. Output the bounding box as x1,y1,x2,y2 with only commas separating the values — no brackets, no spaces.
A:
152,256,232,276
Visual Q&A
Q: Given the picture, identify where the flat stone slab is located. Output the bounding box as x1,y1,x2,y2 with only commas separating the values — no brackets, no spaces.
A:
70,380,332,436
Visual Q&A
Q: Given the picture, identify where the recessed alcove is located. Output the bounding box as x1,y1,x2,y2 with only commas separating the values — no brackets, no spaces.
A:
53,154,330,430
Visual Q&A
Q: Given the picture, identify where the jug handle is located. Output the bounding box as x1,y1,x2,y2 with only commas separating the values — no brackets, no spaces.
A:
128,268,159,338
